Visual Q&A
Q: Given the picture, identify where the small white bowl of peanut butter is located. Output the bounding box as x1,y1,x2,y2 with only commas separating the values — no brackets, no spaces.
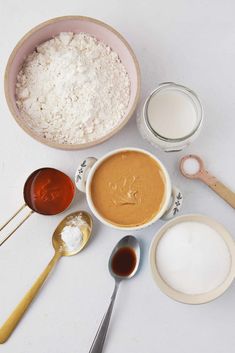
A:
75,147,183,230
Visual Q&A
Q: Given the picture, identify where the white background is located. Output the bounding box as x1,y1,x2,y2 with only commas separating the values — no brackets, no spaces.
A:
1,1,235,352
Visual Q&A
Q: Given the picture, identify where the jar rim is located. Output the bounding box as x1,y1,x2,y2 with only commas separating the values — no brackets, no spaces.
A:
143,82,204,143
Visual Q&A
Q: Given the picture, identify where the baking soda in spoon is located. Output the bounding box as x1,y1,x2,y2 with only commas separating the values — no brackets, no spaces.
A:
61,214,88,251
0,211,93,343
156,221,231,295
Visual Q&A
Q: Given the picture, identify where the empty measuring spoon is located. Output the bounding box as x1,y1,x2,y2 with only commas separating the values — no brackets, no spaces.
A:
0,167,75,246
89,235,140,353
180,154,235,209
0,210,92,343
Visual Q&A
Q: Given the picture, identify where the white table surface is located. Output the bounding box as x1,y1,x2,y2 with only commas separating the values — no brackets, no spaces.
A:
1,1,235,352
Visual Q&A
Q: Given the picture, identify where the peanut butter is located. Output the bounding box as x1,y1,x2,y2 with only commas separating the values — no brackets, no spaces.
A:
90,151,166,227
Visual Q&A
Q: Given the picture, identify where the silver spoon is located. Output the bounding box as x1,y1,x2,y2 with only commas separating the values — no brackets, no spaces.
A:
89,235,140,353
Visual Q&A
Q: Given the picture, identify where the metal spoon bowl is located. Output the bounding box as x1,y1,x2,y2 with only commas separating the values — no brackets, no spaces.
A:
89,235,140,353
0,167,76,247
108,235,140,280
53,210,93,256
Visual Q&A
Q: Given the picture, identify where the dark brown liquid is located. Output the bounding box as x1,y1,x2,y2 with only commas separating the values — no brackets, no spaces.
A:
111,247,137,277
23,168,75,215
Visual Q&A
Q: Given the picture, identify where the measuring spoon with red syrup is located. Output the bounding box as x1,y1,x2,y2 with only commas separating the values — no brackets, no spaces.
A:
0,168,75,246
89,235,140,353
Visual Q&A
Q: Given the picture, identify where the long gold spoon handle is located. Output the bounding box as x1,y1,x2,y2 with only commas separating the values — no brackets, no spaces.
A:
0,251,61,343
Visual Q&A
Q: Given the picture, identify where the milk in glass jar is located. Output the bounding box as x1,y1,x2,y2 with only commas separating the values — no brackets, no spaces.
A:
137,82,203,152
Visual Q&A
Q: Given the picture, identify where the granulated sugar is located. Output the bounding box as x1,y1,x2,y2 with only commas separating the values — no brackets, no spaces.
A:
156,221,231,295
183,158,200,175
16,32,130,144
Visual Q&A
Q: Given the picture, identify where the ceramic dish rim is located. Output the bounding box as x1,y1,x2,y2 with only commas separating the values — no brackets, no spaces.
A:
4,15,141,150
149,213,235,304
85,147,172,231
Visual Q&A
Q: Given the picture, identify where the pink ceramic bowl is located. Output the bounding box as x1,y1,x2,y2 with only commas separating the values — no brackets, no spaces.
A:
5,16,141,150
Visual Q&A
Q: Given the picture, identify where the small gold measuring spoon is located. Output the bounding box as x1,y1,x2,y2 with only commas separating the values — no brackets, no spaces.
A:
0,167,75,246
0,210,92,344
180,154,235,209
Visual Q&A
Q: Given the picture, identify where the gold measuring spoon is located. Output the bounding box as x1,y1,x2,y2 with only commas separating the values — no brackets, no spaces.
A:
0,167,75,246
180,154,235,209
0,210,92,343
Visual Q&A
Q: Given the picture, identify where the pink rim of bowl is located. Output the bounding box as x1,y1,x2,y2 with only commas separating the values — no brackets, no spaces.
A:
4,16,141,150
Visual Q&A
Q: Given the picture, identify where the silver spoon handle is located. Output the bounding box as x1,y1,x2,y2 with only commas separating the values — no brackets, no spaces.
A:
89,281,119,353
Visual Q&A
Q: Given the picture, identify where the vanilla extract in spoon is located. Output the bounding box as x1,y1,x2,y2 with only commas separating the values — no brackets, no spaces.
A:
89,236,140,353
111,246,137,277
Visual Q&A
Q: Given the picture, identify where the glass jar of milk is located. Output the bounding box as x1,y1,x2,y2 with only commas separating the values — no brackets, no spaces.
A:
137,82,203,152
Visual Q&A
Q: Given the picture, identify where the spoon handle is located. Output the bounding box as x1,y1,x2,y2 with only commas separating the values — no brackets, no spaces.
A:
197,170,235,208
208,180,235,209
0,251,61,343
0,204,34,247
89,281,120,353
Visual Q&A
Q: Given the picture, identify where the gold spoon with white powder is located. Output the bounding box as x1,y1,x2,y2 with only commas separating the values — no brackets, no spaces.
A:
0,211,93,343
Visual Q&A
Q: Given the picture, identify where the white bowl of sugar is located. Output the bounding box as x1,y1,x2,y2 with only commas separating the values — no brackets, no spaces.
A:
150,214,235,304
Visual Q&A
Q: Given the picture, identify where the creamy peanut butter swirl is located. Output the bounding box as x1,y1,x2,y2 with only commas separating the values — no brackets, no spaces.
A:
90,151,166,227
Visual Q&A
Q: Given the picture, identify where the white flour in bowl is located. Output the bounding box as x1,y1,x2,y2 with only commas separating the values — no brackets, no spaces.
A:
16,32,130,144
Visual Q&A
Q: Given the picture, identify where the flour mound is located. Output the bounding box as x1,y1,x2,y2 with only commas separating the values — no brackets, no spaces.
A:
16,32,131,144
